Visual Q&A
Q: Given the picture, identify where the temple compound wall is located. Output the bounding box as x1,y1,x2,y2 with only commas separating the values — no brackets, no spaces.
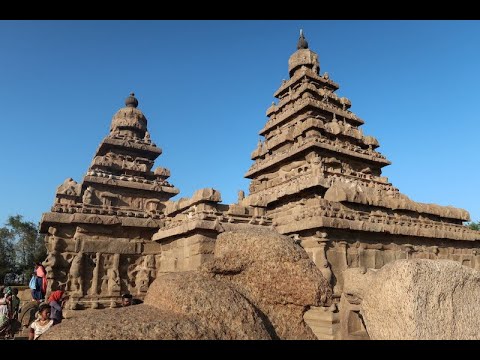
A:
40,32,480,339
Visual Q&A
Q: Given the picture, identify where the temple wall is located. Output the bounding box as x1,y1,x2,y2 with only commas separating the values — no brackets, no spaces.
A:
298,229,480,339
156,232,217,273
44,223,163,309
299,230,480,296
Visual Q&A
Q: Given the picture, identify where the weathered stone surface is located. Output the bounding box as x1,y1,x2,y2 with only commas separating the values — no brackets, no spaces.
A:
17,288,32,302
38,32,480,342
203,229,332,339
144,272,272,339
46,229,330,340
39,93,180,305
343,259,480,340
237,32,480,340
41,305,216,340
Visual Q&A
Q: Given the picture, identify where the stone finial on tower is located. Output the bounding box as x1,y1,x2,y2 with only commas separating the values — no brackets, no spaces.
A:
289,30,318,77
125,92,138,108
297,29,309,50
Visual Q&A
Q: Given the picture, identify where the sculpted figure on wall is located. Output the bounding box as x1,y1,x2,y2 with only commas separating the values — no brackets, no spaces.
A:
82,186,94,205
67,252,84,295
107,267,121,294
135,267,150,294
144,130,151,142
44,250,62,293
132,255,156,294
100,254,121,295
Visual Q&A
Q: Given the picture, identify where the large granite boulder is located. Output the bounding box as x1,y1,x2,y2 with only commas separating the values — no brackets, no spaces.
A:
41,305,216,340
203,228,332,340
43,272,271,340
343,259,480,340
144,271,271,339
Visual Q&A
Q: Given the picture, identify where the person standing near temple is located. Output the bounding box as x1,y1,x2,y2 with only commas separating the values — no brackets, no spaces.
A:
0,287,13,339
32,263,48,301
11,288,20,320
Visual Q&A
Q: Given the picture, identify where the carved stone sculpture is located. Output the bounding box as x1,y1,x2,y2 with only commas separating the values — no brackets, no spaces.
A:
82,186,94,205
107,267,121,295
68,252,84,295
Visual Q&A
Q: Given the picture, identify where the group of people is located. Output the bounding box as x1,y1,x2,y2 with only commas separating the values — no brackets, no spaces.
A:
0,286,20,339
0,262,68,340
28,262,68,340
1,262,143,340
28,290,68,340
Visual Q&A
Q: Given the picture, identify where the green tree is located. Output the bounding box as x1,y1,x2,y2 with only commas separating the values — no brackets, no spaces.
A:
467,221,480,231
0,227,16,284
0,215,47,284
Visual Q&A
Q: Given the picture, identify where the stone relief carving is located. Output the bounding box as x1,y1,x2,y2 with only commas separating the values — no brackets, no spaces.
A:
82,186,94,205
67,252,84,295
56,178,81,197
107,267,121,294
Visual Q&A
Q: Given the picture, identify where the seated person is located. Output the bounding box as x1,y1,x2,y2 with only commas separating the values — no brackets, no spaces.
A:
121,293,133,307
29,304,54,340
48,290,68,325
121,293,143,306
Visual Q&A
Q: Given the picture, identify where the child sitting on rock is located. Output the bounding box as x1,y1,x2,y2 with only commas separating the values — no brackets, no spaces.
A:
29,304,54,340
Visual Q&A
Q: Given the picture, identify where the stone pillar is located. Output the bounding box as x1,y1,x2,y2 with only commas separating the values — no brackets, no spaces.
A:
300,237,318,263
403,244,413,260
90,252,101,296
357,243,365,267
113,253,120,271
316,239,332,286
333,241,348,296
109,253,121,296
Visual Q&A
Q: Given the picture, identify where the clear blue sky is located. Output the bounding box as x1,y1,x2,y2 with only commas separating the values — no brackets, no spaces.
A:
0,20,478,226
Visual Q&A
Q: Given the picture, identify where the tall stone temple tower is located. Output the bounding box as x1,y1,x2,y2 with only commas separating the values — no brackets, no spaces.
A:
243,30,478,300
40,93,179,309
239,31,479,338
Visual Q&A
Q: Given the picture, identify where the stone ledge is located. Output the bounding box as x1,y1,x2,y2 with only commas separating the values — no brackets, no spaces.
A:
40,211,164,233
275,215,480,242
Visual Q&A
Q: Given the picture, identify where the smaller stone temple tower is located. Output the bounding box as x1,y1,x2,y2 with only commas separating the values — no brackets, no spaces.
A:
39,93,179,309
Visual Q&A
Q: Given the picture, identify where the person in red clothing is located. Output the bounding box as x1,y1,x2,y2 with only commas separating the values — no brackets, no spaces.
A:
47,290,68,325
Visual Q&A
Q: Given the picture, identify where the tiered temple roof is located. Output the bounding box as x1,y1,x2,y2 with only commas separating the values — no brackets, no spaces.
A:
40,94,179,232
243,31,477,242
